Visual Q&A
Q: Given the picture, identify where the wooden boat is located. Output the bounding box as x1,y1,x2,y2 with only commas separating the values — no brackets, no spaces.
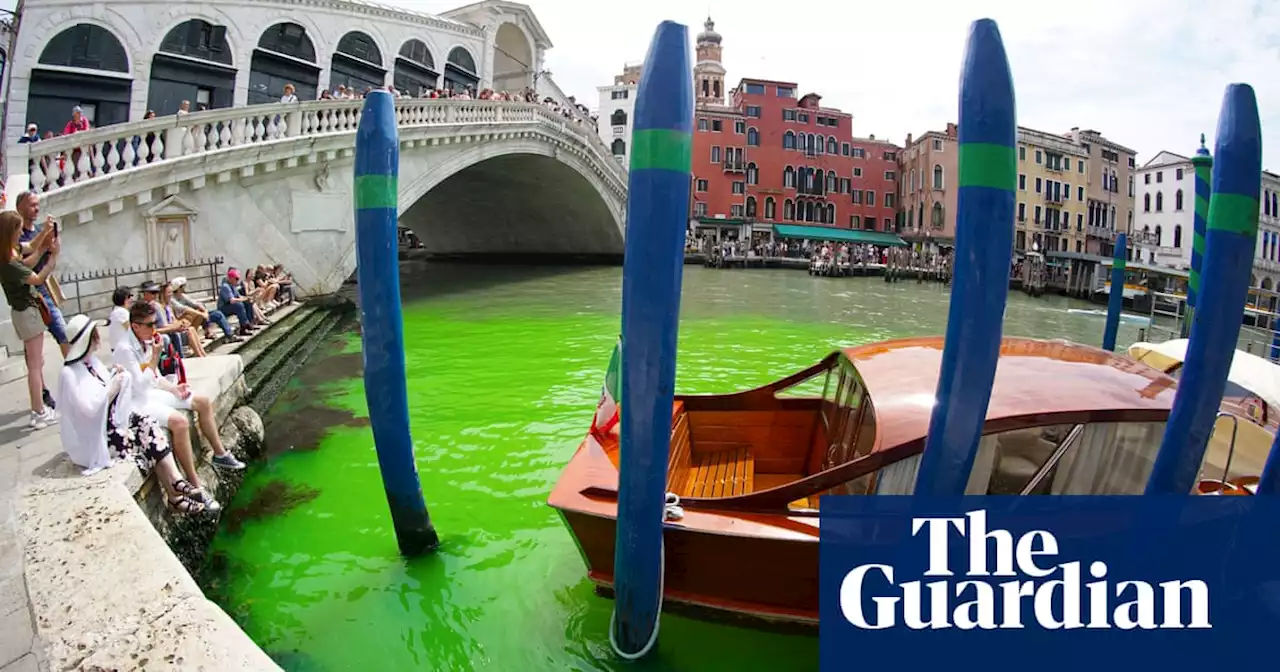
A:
548,336,1183,625
1128,339,1280,495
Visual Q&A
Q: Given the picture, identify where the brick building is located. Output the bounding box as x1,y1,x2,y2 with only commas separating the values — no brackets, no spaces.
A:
687,18,900,242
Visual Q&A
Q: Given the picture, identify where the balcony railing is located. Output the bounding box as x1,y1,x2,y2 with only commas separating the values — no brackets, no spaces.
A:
1131,231,1160,246
1043,192,1065,204
1086,225,1117,240
7,98,627,195
723,159,745,172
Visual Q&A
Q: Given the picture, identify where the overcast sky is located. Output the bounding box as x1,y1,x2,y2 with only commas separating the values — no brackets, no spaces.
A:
404,0,1279,170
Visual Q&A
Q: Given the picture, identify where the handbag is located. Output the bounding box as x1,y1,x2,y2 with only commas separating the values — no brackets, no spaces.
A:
34,295,52,326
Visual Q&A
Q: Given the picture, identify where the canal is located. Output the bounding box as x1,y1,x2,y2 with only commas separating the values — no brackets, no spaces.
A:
204,264,1147,671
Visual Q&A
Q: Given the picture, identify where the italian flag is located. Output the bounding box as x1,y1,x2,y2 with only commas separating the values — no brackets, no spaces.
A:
589,337,622,440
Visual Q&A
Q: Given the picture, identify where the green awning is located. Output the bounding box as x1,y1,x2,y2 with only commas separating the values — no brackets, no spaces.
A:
772,223,908,247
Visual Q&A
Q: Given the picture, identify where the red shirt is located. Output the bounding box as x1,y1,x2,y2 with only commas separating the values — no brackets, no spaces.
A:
62,118,90,135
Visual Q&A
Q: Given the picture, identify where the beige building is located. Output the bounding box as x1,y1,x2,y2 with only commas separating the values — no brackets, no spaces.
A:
1065,128,1138,258
1015,127,1091,256
897,123,958,255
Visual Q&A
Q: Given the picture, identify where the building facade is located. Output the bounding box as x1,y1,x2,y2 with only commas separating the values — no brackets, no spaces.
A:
898,124,958,254
596,63,640,164
848,137,900,233
2,0,553,146
1133,150,1193,268
1065,128,1137,258
1254,171,1280,292
1016,127,1092,256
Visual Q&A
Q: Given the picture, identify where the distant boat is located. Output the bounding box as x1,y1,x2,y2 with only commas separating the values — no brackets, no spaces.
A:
1066,308,1152,326
549,336,1193,624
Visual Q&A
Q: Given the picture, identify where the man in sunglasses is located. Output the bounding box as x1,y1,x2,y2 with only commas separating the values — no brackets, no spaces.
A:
115,302,245,488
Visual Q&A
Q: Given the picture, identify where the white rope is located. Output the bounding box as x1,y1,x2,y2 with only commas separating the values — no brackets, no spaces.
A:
608,493,682,660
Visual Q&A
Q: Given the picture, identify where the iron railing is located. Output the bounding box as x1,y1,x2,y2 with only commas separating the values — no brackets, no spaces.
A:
59,257,224,320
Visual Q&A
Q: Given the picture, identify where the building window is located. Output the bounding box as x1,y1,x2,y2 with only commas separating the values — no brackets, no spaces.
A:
851,215,861,228
610,109,627,126
744,83,765,95
783,131,795,149
828,203,837,223
1156,192,1164,212
842,143,851,156
1035,177,1042,194
866,191,876,206
783,166,796,188
696,179,708,192
694,202,707,216
1035,150,1042,164
853,167,863,177
747,163,759,185
885,193,895,208
1174,225,1182,247
1018,174,1026,190
777,86,794,97
1143,193,1150,212
697,118,708,131
1156,225,1163,244
1076,240,1083,253
732,181,745,194
851,190,863,205
611,90,629,100
1019,146,1026,161
1017,202,1026,221
784,199,795,220
765,197,776,219
1144,173,1151,185
746,105,761,118
798,113,809,123
711,119,723,132
852,148,865,159
932,202,944,228
783,109,797,121
932,165,944,190
746,196,757,218
1156,171,1163,183
747,127,760,146
1035,205,1042,224
885,170,896,181
827,137,838,154
611,138,625,156
1078,186,1084,201
1176,168,1184,180
1064,159,1071,171
827,172,837,193
1078,161,1084,174
734,120,745,134
711,146,721,163
933,139,943,151
731,204,744,217
1175,189,1184,210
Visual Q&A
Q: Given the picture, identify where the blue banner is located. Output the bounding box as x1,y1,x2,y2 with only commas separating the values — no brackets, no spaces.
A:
820,496,1280,670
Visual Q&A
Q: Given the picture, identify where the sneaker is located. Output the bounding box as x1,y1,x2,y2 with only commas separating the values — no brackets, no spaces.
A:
29,411,48,431
44,408,58,424
212,453,246,470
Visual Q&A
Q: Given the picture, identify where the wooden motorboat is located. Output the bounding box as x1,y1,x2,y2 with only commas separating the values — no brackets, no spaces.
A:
548,336,1183,625
1128,339,1280,495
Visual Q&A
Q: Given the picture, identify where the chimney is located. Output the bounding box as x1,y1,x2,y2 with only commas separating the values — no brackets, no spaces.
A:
869,133,875,140
906,133,913,147
945,122,958,137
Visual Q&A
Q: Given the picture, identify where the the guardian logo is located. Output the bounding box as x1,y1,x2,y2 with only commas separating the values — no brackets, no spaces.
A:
840,510,1211,630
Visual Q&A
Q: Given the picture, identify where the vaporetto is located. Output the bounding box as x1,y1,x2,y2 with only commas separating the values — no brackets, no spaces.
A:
838,510,1212,630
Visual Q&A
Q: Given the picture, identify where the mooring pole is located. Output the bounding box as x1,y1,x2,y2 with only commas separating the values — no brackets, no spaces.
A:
1256,428,1280,495
610,21,692,660
912,18,1016,497
353,91,439,555
1184,135,1213,338
1102,233,1128,351
1144,84,1261,495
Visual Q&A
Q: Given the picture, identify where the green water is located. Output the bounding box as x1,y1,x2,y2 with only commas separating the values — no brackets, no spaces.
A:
207,265,1146,671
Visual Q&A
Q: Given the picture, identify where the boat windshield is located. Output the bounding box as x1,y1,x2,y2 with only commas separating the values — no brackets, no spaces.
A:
816,355,877,492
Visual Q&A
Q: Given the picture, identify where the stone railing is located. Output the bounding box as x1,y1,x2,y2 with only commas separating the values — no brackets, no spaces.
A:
7,99,626,195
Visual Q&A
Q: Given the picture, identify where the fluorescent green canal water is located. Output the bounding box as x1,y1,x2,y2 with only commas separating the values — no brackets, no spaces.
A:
205,265,1145,671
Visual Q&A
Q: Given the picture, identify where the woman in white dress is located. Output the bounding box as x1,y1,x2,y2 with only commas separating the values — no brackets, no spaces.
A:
57,314,214,513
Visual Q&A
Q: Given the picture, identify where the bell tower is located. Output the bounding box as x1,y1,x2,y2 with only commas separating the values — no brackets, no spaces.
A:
694,17,726,105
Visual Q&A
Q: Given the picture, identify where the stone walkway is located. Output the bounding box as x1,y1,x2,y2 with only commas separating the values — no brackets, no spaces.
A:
0,337,62,672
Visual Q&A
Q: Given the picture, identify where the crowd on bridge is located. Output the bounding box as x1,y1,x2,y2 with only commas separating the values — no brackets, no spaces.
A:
0,190,306,514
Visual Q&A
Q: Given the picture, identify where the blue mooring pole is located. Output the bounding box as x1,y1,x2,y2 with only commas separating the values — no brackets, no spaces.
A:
1101,234,1127,352
353,91,439,555
1257,428,1280,494
610,21,692,660
1144,84,1262,495
912,18,1017,497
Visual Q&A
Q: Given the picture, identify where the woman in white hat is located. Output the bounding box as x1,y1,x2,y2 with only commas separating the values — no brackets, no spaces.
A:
58,314,216,513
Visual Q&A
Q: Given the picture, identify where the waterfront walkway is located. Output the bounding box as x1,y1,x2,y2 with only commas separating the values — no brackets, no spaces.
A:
0,325,285,671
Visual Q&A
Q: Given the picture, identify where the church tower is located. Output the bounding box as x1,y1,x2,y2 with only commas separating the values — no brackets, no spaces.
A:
694,17,726,105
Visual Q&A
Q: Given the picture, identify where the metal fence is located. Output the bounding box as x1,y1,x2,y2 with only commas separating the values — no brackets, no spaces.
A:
58,257,224,320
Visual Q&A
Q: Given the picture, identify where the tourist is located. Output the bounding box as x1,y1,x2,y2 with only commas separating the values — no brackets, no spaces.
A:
106,286,132,352
218,268,259,335
56,315,213,513
280,83,298,104
248,265,280,310
62,106,90,135
231,268,271,325
177,100,191,116
139,281,191,358
269,264,295,304
155,280,208,357
116,300,246,474
15,192,69,359
0,211,60,429
170,277,240,344
18,124,39,144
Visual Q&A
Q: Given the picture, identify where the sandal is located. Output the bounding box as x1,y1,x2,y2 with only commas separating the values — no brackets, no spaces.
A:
173,479,199,497
166,494,206,514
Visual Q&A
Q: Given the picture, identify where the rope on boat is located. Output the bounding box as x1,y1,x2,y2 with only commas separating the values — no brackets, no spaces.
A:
609,492,683,660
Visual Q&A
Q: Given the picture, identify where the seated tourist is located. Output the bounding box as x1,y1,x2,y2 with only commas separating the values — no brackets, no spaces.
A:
116,300,246,474
139,280,195,358
57,314,214,513
248,265,280,311
157,281,207,357
270,264,295,304
106,285,132,353
170,277,240,344
218,268,261,335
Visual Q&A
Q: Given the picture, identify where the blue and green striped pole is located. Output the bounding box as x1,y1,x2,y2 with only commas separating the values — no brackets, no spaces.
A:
1102,234,1127,351
913,19,1016,497
1144,84,1261,495
1184,134,1212,337
1257,426,1280,494
611,21,692,660
353,91,439,555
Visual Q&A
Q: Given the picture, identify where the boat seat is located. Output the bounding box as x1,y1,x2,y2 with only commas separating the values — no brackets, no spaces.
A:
684,446,755,498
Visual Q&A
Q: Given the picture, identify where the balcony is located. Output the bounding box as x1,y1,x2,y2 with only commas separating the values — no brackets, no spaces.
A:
1255,258,1280,273
1042,192,1065,205
723,159,745,172
1131,231,1159,246
1086,226,1116,240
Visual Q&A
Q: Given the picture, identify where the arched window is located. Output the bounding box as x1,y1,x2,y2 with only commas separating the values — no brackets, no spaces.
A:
783,131,795,149
765,197,776,220
330,30,385,94
611,139,625,156
826,172,837,193
1174,225,1183,248
809,134,817,154
932,202,944,228
395,39,438,95
816,135,825,154
610,109,627,126
746,163,759,185
932,164,944,190
826,203,835,223
1110,206,1116,228
747,127,760,146
1175,189,1183,211
159,19,233,65
746,196,758,218
784,166,795,188
445,46,479,90
806,201,816,222
34,23,134,129
1155,192,1164,211
827,137,838,154
39,24,130,72
1273,193,1278,218
1155,225,1163,244
815,169,826,195
784,199,795,220
910,169,916,191
1143,193,1151,212
919,203,925,229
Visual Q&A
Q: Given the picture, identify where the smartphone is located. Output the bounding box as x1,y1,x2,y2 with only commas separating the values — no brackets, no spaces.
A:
51,220,58,238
